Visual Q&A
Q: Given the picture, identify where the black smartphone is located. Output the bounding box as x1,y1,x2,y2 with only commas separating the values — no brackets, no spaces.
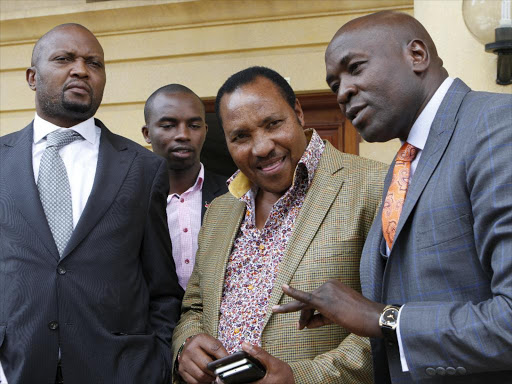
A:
207,351,266,383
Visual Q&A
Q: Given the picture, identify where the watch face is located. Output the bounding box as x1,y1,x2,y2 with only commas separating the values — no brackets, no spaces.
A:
381,307,399,327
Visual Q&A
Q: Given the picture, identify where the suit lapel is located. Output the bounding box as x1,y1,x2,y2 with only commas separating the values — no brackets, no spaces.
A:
360,165,393,302
61,121,136,259
2,123,60,260
262,143,344,329
201,171,220,220
210,198,246,336
391,79,470,251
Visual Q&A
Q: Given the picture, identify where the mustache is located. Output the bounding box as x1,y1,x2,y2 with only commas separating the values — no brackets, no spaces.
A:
254,151,284,168
64,80,92,93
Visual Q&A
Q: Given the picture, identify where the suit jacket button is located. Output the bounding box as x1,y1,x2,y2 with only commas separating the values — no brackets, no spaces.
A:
48,321,59,330
446,367,456,375
436,367,446,376
426,367,436,376
57,267,66,275
456,367,467,375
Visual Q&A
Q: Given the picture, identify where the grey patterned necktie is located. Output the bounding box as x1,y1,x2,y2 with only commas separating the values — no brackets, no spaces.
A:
37,130,84,257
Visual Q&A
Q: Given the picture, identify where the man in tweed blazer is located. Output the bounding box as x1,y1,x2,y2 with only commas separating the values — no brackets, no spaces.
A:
274,11,512,383
172,66,387,383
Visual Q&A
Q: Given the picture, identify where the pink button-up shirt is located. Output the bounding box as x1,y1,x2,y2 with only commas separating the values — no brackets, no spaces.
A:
167,164,204,290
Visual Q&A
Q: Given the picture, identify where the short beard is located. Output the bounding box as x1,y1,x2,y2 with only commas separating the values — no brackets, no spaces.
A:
62,96,92,114
40,97,96,121
36,72,100,123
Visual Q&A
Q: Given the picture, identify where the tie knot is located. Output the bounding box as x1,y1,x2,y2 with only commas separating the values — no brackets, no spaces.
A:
396,142,418,162
46,130,83,149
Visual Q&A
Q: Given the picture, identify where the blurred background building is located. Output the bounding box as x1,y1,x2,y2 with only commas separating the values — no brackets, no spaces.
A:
1,0,508,171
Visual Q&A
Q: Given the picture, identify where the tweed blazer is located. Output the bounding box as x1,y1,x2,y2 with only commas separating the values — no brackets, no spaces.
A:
361,79,512,383
172,141,388,383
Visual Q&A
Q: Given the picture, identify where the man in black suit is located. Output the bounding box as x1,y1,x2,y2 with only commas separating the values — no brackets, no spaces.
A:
0,23,183,384
142,84,228,290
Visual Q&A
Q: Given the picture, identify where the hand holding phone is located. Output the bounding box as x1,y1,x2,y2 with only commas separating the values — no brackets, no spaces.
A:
177,334,228,384
207,351,266,384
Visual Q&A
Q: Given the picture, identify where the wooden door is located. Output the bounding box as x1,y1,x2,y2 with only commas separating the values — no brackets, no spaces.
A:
297,92,359,155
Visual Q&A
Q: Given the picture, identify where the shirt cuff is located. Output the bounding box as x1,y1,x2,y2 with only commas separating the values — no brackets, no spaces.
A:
396,305,409,372
0,361,8,384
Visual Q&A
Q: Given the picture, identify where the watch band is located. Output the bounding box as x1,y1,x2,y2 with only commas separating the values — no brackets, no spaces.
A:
379,304,402,346
174,335,196,382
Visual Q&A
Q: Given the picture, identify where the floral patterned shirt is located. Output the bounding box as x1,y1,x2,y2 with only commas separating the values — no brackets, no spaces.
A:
217,129,325,353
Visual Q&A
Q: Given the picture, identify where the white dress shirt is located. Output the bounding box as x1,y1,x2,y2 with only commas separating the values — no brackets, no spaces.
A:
0,114,101,383
32,113,101,228
388,77,454,372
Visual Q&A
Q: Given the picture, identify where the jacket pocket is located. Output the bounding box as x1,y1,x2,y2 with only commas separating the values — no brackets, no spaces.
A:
416,214,472,250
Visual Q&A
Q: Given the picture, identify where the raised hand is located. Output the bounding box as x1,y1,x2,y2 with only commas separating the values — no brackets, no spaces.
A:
272,280,385,338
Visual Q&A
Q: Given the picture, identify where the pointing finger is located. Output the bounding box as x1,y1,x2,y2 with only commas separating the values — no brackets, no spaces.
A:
272,299,305,314
281,284,316,305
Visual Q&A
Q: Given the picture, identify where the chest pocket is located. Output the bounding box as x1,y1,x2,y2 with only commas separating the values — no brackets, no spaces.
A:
416,213,473,250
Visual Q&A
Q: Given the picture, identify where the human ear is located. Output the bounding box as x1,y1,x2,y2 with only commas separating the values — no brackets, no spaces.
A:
141,126,151,144
294,99,305,127
407,39,430,74
26,67,37,91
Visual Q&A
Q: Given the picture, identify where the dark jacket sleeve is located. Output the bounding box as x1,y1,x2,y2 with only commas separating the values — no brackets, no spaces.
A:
142,158,184,376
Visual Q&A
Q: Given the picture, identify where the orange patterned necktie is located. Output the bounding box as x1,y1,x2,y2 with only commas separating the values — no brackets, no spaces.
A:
382,142,418,249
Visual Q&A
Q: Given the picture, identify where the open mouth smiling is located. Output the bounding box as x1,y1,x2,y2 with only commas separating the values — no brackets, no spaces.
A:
256,156,286,174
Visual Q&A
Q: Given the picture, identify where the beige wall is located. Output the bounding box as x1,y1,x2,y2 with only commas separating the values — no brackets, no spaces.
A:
1,0,413,153
415,0,510,94
1,0,508,165
359,0,512,164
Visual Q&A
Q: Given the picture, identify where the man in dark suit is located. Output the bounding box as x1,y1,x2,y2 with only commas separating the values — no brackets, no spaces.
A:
0,23,183,384
142,84,228,290
274,11,512,383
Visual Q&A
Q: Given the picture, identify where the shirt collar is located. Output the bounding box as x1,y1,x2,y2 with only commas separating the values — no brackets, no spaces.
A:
33,113,98,145
227,128,325,199
406,77,454,150
190,163,205,193
167,163,205,202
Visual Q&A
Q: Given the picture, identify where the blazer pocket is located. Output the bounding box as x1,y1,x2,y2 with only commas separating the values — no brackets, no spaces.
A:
416,214,472,250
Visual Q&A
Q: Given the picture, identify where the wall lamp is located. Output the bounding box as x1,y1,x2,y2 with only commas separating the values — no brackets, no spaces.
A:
463,0,512,85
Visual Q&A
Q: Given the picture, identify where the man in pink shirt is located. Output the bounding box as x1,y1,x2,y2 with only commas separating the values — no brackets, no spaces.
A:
142,84,227,289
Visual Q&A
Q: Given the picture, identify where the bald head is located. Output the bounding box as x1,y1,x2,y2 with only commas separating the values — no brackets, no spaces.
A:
144,84,204,124
31,23,102,67
329,11,443,70
325,11,448,143
27,23,106,128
